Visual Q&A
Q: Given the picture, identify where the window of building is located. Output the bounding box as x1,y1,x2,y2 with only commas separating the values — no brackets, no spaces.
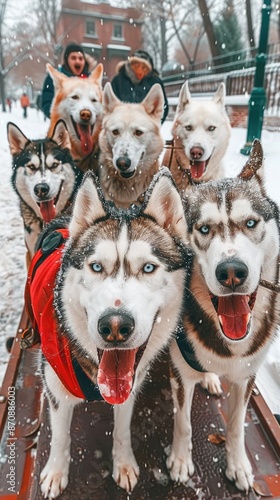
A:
113,24,123,39
86,20,96,36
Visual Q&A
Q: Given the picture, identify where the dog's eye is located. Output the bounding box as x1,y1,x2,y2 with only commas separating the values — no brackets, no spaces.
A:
112,129,119,136
198,225,210,235
90,262,102,272
49,162,60,170
185,125,192,131
27,164,36,171
91,98,97,102
207,126,216,132
246,219,258,229
143,263,156,273
71,95,79,100
134,130,143,137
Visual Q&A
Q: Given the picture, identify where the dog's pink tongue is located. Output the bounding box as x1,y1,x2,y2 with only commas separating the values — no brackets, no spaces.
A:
77,124,93,155
97,349,137,405
218,295,251,340
39,200,56,223
190,161,206,179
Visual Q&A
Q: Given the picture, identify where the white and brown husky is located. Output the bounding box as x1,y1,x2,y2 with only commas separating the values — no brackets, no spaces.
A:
7,119,82,261
167,140,280,493
24,168,191,497
46,63,103,172
164,81,231,195
98,82,165,208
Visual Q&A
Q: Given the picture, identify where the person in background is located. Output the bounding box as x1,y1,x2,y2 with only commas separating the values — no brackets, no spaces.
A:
111,49,169,123
41,42,97,119
6,97,12,112
20,92,30,118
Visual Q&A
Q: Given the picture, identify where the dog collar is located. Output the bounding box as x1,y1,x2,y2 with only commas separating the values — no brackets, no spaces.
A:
175,324,207,373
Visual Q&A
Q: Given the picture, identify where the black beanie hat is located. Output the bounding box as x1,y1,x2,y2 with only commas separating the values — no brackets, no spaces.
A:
64,43,85,62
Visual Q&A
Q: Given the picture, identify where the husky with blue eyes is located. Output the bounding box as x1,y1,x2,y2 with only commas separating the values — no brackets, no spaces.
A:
24,167,192,498
167,140,280,493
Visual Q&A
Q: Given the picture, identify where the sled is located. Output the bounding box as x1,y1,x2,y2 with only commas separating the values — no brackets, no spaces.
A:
0,308,280,499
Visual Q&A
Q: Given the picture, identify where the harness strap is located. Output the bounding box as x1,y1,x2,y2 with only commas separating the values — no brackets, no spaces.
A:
162,139,175,170
175,324,206,373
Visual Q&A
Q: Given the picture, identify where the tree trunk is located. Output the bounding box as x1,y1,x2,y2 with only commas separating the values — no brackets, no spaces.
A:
246,0,255,48
160,16,168,66
197,0,220,59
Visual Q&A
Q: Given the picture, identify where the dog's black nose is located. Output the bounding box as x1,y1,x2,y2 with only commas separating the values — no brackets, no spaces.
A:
116,156,131,172
98,309,135,343
34,182,50,198
215,259,248,290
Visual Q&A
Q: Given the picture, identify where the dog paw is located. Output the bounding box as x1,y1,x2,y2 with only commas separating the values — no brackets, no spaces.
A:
40,465,69,498
226,460,254,492
201,372,222,396
113,456,139,492
166,453,194,483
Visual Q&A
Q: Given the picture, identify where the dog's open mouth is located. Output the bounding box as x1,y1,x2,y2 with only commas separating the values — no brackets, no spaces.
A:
71,117,94,155
97,344,146,405
211,291,257,340
190,158,210,179
38,181,64,223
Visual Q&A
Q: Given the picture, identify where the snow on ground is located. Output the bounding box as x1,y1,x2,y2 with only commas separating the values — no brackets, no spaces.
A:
0,103,280,416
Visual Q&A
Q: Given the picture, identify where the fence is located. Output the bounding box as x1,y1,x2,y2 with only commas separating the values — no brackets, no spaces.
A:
163,63,280,126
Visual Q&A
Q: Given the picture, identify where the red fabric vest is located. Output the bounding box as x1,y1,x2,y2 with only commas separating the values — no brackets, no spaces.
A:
25,229,94,400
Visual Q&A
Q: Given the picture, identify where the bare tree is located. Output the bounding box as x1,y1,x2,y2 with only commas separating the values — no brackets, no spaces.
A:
245,0,255,47
197,0,220,58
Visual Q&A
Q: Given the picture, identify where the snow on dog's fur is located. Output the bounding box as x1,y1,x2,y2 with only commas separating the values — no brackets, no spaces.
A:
167,140,280,493
7,119,81,261
46,63,103,172
25,168,192,497
98,82,165,208
165,81,231,195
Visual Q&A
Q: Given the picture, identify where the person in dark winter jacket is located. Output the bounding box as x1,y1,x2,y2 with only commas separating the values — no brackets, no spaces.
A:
41,42,97,118
111,49,169,123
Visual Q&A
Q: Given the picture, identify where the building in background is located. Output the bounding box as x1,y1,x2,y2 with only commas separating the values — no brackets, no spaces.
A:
57,0,144,80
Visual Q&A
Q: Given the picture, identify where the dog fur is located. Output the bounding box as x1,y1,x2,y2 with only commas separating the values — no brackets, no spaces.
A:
98,82,165,208
7,119,81,261
164,81,231,195
167,140,280,493
46,63,103,172
25,168,192,497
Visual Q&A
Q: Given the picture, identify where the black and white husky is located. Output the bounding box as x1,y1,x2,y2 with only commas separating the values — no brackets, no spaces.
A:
7,120,83,260
24,168,192,498
167,140,280,492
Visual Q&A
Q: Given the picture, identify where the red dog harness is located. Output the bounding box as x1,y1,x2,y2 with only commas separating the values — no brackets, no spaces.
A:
25,229,102,401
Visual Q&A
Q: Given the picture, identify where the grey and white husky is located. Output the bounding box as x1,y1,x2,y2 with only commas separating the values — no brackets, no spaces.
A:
7,119,83,261
167,140,280,493
24,168,191,497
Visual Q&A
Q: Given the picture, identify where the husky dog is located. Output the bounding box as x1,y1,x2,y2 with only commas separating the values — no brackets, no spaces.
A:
98,82,165,208
24,168,191,497
164,81,231,195
46,63,103,172
7,119,82,260
167,140,280,493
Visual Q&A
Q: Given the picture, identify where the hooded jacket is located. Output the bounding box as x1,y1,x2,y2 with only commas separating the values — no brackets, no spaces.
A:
111,59,169,123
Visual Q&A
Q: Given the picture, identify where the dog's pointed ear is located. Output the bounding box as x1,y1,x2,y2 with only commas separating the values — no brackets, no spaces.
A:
142,167,188,244
89,63,103,87
51,120,71,150
141,83,164,121
46,63,69,88
69,173,107,238
177,80,192,112
102,82,121,113
238,139,264,182
213,82,226,106
7,122,29,155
